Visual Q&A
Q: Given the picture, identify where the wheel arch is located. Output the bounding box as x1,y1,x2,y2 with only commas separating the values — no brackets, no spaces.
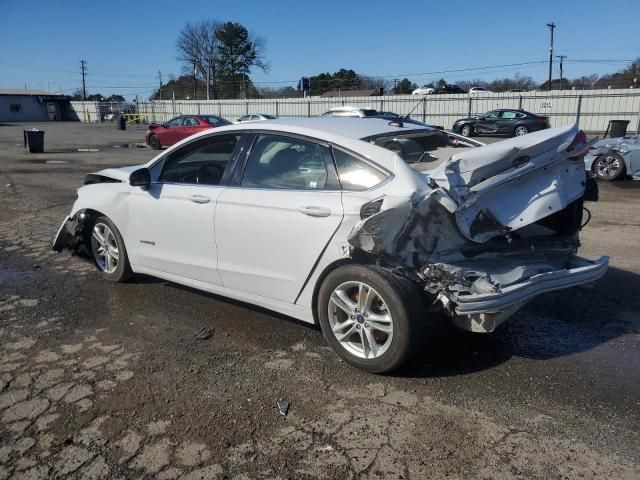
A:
310,250,379,325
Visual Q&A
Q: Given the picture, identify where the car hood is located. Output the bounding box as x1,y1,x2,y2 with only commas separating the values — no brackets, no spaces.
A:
89,164,145,182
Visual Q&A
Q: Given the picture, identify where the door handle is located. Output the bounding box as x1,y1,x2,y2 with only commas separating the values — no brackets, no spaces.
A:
189,194,211,204
298,206,331,217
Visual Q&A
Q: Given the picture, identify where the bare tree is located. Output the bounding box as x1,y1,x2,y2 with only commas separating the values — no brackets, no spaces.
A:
176,20,221,99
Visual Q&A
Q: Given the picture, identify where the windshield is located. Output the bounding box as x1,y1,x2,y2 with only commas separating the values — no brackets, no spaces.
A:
364,129,482,169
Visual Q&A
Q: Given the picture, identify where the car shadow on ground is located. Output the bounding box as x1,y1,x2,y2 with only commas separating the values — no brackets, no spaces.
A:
399,266,640,378
112,265,638,379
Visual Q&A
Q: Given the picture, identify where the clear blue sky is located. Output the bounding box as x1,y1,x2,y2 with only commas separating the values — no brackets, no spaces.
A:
1,0,638,99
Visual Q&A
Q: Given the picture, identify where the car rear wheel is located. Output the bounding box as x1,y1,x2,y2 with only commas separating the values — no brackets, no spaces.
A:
594,153,626,181
318,264,426,374
149,134,161,150
461,124,473,137
88,216,133,282
514,125,529,136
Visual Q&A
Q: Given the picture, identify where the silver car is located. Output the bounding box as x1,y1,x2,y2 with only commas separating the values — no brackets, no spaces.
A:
584,135,640,180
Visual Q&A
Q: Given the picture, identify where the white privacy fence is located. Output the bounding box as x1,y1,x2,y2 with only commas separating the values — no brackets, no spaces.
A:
69,89,640,133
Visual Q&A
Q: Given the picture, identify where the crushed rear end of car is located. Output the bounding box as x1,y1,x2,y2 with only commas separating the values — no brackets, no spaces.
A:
348,125,608,332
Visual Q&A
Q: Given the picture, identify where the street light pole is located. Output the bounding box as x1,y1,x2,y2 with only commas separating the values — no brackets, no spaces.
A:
547,22,556,91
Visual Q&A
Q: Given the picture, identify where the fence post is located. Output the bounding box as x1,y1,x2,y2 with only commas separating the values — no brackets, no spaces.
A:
275,99,279,117
518,95,523,110
245,102,249,115
380,97,384,112
307,100,311,118
467,96,472,117
421,97,426,123
636,95,640,134
575,94,583,126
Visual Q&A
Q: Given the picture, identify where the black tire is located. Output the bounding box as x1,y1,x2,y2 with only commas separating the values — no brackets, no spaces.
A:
514,125,529,137
87,215,133,282
149,134,161,150
594,153,626,181
460,124,473,137
317,264,426,374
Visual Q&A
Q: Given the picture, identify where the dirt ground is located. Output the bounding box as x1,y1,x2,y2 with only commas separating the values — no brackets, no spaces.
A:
0,122,639,479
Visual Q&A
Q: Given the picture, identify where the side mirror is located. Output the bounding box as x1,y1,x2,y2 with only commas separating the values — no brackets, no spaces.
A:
161,123,169,128
129,167,151,189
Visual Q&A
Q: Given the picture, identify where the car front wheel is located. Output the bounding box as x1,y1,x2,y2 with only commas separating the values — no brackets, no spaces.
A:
318,264,426,374
88,216,133,282
594,153,626,180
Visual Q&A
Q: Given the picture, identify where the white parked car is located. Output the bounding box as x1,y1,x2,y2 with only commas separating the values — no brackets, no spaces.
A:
53,118,607,373
468,87,493,96
236,113,276,123
321,106,378,118
411,87,435,95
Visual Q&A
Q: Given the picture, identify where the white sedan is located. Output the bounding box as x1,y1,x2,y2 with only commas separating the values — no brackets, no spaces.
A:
411,87,435,95
53,119,608,373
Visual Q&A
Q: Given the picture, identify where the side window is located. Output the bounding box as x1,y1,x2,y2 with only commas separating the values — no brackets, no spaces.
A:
167,117,184,127
183,117,199,126
483,111,499,119
158,134,240,185
238,115,249,122
241,134,330,190
333,149,388,191
500,111,517,119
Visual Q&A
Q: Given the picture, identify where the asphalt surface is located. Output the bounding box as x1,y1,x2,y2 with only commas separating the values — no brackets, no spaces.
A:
0,122,639,479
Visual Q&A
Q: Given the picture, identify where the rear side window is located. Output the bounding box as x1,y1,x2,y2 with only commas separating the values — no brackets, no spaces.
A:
333,149,388,191
241,134,331,190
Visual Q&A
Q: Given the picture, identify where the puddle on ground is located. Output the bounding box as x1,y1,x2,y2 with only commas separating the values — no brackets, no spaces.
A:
45,160,71,164
0,267,38,285
77,148,100,152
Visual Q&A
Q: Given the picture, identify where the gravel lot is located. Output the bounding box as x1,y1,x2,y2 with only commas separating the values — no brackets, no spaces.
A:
1,122,639,479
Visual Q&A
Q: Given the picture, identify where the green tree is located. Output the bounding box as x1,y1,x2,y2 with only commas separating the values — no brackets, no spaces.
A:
395,78,417,94
107,94,125,102
215,22,268,99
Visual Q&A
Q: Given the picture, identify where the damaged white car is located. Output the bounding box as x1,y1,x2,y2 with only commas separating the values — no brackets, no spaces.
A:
53,118,608,373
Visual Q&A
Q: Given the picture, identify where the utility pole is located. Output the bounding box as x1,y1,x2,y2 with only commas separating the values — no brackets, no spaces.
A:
80,59,88,100
546,23,556,91
192,60,197,100
158,71,163,101
206,57,211,101
556,55,567,90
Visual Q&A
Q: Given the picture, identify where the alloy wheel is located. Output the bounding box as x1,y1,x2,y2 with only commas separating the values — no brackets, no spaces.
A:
327,281,394,359
515,126,529,136
596,154,622,180
91,223,120,274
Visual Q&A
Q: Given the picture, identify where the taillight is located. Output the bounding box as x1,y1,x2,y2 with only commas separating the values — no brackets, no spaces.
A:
539,116,549,124
568,130,587,153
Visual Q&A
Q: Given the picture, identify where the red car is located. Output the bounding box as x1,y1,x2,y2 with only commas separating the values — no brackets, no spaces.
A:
145,115,231,149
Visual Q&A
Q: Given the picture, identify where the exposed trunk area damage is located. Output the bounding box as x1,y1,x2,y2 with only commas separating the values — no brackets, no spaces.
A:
349,125,609,332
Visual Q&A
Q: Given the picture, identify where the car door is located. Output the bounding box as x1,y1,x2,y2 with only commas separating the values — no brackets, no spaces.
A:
128,133,245,285
181,116,208,140
497,110,519,133
214,133,344,303
161,116,186,145
476,110,500,134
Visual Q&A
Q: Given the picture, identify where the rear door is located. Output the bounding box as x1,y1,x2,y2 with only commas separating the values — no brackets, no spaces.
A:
497,110,519,134
214,133,344,303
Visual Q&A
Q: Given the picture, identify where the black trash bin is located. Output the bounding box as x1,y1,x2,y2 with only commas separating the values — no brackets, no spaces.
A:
605,120,630,138
118,114,126,131
23,129,45,153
